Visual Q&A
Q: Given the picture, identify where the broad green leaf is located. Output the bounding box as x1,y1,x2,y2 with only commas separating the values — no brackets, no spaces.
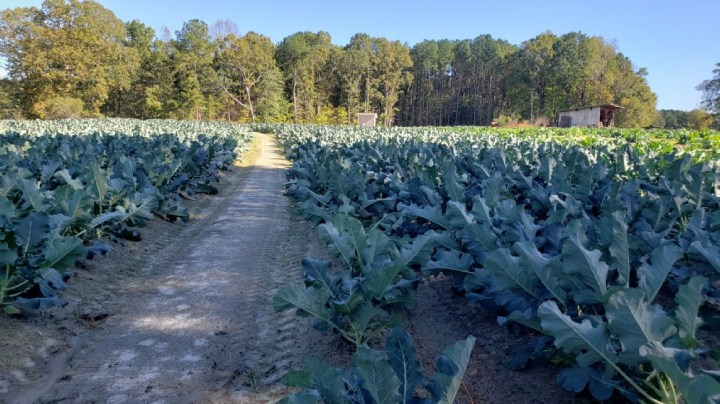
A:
352,347,402,404
427,335,476,404
442,162,465,203
470,195,493,227
538,300,611,368
42,236,85,272
606,289,676,365
282,370,313,388
483,248,541,300
608,211,631,286
87,163,110,204
278,392,319,404
302,258,339,298
638,244,683,303
349,301,386,337
318,222,355,269
444,201,474,230
334,215,367,266
385,328,423,404
514,241,567,304
398,203,448,229
0,242,17,265
497,309,543,333
688,239,720,274
0,196,18,220
54,169,84,190
362,229,389,269
397,234,433,266
424,249,473,277
89,211,124,229
302,356,350,404
15,212,51,252
561,220,608,302
641,342,720,404
674,276,707,343
364,262,404,300
17,179,47,210
273,284,332,320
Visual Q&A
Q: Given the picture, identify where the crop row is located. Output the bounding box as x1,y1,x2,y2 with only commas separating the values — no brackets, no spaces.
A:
0,119,253,314
272,125,720,403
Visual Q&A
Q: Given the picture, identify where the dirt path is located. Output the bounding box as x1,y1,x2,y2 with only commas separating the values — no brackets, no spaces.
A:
2,134,338,403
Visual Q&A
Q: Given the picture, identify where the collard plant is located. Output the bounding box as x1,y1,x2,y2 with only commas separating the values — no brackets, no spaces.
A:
274,124,720,403
274,214,424,348
280,328,475,404
0,119,253,313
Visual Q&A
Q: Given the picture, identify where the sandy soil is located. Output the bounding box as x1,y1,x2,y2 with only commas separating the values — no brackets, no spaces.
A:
0,134,577,404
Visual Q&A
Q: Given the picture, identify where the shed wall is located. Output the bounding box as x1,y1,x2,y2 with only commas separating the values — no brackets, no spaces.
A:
558,107,601,127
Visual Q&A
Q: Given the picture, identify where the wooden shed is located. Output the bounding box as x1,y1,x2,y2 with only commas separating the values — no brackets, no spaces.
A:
557,103,624,128
357,113,377,127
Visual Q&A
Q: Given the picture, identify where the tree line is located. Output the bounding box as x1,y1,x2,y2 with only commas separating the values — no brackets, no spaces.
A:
0,0,716,128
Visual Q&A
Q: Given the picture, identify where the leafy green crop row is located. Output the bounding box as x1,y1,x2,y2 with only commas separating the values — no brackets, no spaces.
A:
0,119,253,314
273,125,720,403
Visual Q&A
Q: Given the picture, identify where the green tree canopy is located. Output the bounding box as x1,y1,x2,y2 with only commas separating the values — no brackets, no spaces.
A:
697,62,720,114
0,0,138,117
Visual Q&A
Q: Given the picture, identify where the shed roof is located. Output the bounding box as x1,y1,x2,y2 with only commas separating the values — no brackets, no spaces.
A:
558,103,624,112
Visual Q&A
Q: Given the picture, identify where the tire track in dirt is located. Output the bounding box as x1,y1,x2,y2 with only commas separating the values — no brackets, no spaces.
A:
6,134,336,403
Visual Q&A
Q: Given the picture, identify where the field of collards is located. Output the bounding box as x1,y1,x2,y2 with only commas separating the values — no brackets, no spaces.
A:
272,125,720,403
0,119,252,314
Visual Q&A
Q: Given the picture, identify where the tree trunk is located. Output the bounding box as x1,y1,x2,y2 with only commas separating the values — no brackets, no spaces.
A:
245,85,255,123
292,72,298,123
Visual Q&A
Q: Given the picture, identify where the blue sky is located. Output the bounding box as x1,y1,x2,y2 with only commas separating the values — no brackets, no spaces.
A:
2,0,719,111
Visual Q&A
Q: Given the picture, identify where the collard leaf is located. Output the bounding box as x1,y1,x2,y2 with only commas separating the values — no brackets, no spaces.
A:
54,169,84,190
302,356,350,404
89,211,124,229
497,309,543,333
42,236,85,272
278,391,320,404
674,276,707,342
385,328,423,403
444,201,474,230
397,234,433,266
282,370,313,388
352,347,402,404
398,203,448,230
424,249,473,277
606,289,676,365
637,243,683,303
0,241,17,265
557,366,590,393
302,258,340,298
87,163,110,203
688,239,720,274
561,220,608,302
426,335,476,404
17,179,47,210
538,300,611,368
470,195,493,227
641,341,720,404
514,241,567,304
273,283,332,320
15,212,51,252
318,222,355,269
483,248,541,300
608,211,631,286
364,262,404,300
442,162,466,203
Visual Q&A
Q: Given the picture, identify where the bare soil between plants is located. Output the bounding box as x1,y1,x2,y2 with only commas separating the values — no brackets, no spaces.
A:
0,134,574,403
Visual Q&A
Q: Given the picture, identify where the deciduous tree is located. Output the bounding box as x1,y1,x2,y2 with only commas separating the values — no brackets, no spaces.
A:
0,0,138,117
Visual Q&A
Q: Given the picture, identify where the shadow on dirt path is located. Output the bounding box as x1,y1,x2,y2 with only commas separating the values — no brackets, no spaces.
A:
2,134,337,403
